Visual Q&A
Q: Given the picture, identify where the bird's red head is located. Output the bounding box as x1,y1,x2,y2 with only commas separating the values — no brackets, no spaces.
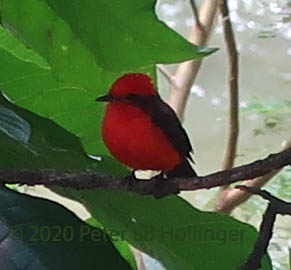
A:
109,73,157,99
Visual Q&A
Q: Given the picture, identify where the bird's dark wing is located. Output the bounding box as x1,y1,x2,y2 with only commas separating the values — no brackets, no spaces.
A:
128,95,194,162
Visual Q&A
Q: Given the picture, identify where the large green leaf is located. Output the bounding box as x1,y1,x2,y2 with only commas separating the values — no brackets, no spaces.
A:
57,188,272,270
0,24,49,68
0,0,116,92
43,0,215,71
0,92,96,169
87,217,138,270
0,26,107,154
0,186,131,269
0,0,215,73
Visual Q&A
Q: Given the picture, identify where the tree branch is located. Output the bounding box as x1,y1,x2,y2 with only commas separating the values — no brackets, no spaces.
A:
236,186,291,270
219,0,239,171
190,0,202,29
214,0,239,211
236,186,291,215
157,64,177,88
1,147,291,198
242,203,276,270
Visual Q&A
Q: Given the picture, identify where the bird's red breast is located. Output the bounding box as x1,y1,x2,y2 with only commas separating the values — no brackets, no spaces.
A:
102,100,181,171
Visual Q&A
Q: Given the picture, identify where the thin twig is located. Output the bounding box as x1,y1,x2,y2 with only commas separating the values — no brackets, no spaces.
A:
236,186,291,270
1,147,291,198
214,0,239,211
157,64,176,88
242,203,276,270
219,0,239,170
236,186,291,215
190,0,202,29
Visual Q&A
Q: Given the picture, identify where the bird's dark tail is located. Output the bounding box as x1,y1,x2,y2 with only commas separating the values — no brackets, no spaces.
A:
166,159,197,178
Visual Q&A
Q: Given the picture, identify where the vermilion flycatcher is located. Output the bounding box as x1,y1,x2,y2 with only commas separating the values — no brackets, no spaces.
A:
96,73,197,178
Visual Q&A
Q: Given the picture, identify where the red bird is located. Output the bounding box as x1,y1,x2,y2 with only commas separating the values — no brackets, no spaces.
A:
96,73,196,178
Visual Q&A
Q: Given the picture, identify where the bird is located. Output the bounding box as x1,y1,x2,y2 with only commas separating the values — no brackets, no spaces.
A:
96,73,197,179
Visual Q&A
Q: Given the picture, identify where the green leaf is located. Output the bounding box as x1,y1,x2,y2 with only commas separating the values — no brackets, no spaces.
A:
0,26,105,155
56,189,272,270
0,24,49,68
87,217,138,270
0,92,96,169
44,0,215,71
0,105,31,143
0,0,115,92
0,186,131,269
0,0,215,73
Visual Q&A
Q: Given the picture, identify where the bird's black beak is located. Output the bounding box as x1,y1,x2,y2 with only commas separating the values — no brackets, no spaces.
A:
95,94,113,102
